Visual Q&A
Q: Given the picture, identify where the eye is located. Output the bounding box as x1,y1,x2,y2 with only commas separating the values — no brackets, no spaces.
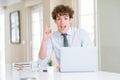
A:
56,17,61,20
64,17,68,20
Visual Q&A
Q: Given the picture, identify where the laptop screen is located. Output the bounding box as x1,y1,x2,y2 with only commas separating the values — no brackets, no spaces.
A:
60,47,98,72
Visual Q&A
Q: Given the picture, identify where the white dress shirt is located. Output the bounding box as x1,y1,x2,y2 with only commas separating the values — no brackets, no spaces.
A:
38,27,92,66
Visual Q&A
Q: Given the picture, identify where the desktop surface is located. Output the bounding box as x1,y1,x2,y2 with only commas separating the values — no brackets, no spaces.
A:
5,64,120,80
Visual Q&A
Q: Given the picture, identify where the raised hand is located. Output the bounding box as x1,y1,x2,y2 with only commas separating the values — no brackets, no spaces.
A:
43,24,52,42
39,24,52,59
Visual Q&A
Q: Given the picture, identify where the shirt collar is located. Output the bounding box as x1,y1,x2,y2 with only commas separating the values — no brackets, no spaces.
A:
57,27,73,36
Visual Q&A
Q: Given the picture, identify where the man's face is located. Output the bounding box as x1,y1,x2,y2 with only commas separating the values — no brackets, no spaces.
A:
55,14,71,34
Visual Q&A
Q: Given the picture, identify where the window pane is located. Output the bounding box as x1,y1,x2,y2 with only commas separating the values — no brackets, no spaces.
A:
0,10,5,80
32,49,39,62
31,5,43,61
80,15,94,32
80,15,95,44
78,0,96,45
81,0,94,15
32,22,40,35
32,12,39,22
32,36,41,48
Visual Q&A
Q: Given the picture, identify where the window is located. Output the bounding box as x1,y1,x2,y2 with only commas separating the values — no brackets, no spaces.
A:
31,5,43,61
0,9,5,80
77,0,97,46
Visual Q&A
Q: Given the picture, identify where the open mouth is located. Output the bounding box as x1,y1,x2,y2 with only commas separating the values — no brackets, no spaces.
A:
60,26,66,30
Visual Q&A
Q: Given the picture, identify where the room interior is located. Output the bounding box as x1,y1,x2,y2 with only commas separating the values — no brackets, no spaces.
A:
0,0,120,79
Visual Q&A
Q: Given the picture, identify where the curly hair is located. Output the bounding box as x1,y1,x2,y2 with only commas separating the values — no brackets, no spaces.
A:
52,4,74,20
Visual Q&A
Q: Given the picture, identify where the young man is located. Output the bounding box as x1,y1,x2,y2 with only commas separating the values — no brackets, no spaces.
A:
38,4,92,68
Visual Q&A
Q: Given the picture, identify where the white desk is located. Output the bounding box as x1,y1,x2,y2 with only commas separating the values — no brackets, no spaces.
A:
6,64,120,80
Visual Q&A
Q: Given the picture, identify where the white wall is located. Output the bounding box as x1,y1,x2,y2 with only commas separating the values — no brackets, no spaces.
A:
5,1,28,64
98,0,120,73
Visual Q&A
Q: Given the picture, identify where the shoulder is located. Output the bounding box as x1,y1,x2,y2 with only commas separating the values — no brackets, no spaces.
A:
70,27,89,35
50,30,60,39
79,28,89,35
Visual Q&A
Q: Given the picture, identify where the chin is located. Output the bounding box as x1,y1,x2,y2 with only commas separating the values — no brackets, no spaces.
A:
61,31,66,33
59,29,67,33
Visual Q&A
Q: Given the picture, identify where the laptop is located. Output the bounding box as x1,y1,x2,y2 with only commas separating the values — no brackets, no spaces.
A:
60,47,98,72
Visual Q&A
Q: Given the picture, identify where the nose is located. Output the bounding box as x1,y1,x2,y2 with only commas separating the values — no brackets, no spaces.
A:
60,18,65,24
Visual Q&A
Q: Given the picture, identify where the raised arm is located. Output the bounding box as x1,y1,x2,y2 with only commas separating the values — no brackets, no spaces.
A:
39,24,52,60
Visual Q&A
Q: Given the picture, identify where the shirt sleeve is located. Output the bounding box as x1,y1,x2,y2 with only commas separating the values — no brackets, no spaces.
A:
38,37,53,66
